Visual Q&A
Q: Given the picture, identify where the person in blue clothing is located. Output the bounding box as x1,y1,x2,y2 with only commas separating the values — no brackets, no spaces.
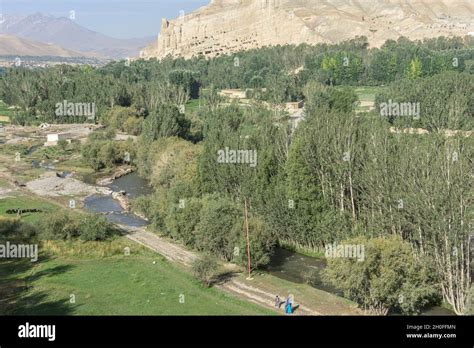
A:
284,296,292,314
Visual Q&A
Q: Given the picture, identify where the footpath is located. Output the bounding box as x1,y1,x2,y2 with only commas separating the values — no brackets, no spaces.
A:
122,226,362,316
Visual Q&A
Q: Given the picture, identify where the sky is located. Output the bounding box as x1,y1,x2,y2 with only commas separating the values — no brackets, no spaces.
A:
0,0,209,39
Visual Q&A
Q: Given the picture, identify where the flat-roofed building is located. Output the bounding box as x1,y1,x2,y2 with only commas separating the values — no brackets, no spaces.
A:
44,133,70,147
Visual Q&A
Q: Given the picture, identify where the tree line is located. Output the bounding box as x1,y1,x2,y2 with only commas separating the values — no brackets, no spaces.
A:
1,36,472,315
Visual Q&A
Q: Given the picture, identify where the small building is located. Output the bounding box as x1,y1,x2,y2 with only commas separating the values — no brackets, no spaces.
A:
218,89,248,99
218,88,267,100
44,133,70,147
285,100,305,112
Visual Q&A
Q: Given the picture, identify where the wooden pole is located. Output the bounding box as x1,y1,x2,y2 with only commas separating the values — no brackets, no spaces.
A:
244,198,251,279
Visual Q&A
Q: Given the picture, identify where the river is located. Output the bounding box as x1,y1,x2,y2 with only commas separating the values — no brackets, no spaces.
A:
266,247,455,316
84,172,151,227
84,172,455,316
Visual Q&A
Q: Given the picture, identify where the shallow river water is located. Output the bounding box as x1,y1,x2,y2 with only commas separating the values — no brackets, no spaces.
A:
266,247,454,316
84,172,151,227
84,172,455,316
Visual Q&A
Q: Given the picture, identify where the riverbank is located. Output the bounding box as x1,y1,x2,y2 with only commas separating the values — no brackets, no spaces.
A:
123,226,362,315
96,166,135,186
0,135,451,316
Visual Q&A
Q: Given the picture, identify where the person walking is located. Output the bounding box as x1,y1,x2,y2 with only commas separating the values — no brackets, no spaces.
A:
275,295,281,309
284,296,292,314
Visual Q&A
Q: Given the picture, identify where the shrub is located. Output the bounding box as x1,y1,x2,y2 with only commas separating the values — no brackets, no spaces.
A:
81,129,133,171
192,255,218,287
39,212,116,242
165,197,202,247
123,116,143,135
78,215,116,241
237,216,275,269
57,139,68,151
39,212,81,240
194,194,242,261
323,236,438,315
0,217,37,243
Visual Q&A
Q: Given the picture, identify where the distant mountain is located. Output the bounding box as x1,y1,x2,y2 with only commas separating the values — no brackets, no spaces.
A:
0,13,154,59
0,34,91,57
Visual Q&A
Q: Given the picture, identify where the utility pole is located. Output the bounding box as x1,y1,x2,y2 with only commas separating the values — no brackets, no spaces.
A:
244,198,252,280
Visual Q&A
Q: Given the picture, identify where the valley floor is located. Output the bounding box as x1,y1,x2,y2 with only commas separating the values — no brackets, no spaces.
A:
125,226,361,315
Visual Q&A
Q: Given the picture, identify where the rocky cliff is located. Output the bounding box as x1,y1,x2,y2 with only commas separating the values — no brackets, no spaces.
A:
141,0,474,59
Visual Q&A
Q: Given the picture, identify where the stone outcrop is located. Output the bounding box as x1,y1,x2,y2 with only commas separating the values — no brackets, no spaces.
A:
140,0,474,59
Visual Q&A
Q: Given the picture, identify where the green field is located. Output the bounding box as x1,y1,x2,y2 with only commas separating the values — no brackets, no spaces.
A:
0,100,13,121
0,239,275,315
0,196,59,224
353,86,385,113
185,98,206,112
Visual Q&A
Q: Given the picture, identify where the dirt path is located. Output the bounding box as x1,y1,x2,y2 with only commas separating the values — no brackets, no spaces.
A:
125,226,198,266
122,226,360,316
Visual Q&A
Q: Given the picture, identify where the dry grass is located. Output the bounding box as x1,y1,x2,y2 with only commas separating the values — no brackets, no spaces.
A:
40,238,141,259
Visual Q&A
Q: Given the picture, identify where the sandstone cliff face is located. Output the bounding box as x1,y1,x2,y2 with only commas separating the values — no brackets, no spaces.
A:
140,0,474,59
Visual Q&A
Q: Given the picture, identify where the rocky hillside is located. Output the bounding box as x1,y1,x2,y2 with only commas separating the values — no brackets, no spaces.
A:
141,0,474,59
0,34,88,57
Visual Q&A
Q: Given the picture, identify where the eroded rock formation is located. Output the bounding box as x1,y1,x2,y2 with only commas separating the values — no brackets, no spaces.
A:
141,0,474,59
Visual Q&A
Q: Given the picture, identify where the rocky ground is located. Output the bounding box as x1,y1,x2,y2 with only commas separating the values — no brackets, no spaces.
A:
26,172,111,197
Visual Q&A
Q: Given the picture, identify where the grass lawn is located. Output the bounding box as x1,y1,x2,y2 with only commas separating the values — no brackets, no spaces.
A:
0,100,14,120
0,238,275,316
353,86,386,113
185,98,206,112
354,86,382,101
0,196,59,224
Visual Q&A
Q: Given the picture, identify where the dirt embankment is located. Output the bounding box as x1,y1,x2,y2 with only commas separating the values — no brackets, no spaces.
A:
96,166,134,186
112,191,131,211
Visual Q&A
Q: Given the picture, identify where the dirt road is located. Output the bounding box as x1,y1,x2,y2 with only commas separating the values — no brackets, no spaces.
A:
122,226,361,316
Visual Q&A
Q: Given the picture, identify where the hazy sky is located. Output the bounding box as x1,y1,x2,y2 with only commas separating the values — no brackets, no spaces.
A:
0,0,209,38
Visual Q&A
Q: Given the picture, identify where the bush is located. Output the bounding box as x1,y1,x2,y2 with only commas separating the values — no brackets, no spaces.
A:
194,194,242,261
39,212,116,242
237,216,275,269
78,215,116,241
192,255,218,287
165,197,203,247
57,139,68,151
123,116,144,135
132,195,153,218
323,236,438,315
39,212,81,240
0,217,37,243
81,129,135,171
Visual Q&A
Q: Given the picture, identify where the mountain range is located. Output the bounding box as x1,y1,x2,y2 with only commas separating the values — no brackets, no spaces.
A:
0,13,154,59
0,34,89,57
